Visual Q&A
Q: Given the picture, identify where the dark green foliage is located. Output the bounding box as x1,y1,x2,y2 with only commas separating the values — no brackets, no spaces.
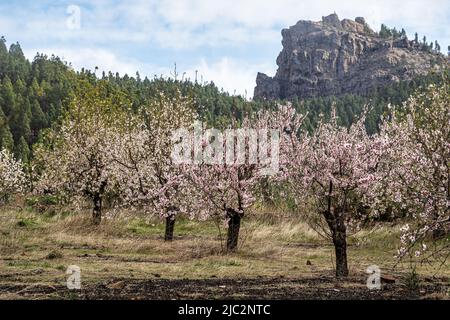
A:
0,39,77,159
0,107,13,151
254,71,447,135
25,194,60,213
379,24,403,39
94,71,258,129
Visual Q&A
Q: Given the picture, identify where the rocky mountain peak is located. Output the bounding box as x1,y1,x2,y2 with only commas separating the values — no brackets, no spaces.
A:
322,13,341,28
254,14,447,100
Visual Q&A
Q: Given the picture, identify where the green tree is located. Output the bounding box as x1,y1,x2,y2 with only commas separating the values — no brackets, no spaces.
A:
15,136,30,164
434,41,440,52
10,101,31,143
8,42,29,82
380,24,392,38
401,28,407,38
30,99,47,134
0,108,13,151
0,36,8,76
0,76,16,118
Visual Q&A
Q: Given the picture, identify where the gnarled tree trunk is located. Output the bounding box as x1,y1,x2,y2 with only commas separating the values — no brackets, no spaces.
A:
332,215,349,277
323,181,349,277
226,209,242,251
89,180,107,226
164,214,176,241
325,212,349,277
92,193,102,225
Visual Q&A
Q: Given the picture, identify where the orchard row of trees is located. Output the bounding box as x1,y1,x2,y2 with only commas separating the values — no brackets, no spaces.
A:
1,79,448,277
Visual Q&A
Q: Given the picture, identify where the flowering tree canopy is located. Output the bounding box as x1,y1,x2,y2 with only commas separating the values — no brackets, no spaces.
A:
186,107,289,251
0,148,25,203
112,90,199,240
34,80,130,225
378,83,449,261
281,107,386,277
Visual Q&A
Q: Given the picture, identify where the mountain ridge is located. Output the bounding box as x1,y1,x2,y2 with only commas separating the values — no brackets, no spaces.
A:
254,13,448,100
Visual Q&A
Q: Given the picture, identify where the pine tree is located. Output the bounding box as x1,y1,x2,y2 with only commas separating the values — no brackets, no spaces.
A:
0,36,8,77
0,108,13,151
392,27,399,38
14,78,26,96
10,101,31,144
380,24,392,38
15,135,30,164
434,41,440,52
400,28,407,38
8,42,29,82
0,76,16,118
29,78,42,100
30,99,47,135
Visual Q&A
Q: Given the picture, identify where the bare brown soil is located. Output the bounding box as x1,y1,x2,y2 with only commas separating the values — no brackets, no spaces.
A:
1,276,448,300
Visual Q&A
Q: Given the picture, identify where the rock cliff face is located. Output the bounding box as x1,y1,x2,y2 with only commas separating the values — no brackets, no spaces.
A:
254,14,447,100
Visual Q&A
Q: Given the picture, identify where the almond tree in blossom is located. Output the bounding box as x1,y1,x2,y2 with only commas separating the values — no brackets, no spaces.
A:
112,91,199,241
377,83,449,261
282,108,386,277
34,81,130,225
0,148,25,203
187,108,287,251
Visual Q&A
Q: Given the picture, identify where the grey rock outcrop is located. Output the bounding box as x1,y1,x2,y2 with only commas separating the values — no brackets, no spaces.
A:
254,14,448,100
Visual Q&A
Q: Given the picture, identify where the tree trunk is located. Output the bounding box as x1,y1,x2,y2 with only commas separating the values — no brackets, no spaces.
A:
92,194,102,225
432,227,447,240
324,210,349,277
332,215,349,277
333,235,348,277
164,215,176,241
226,210,242,251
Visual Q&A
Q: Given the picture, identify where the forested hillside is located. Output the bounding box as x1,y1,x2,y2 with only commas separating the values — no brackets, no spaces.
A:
0,37,447,163
0,37,75,162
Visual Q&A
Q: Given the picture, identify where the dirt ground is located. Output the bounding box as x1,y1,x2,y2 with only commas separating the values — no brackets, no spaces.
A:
0,276,449,300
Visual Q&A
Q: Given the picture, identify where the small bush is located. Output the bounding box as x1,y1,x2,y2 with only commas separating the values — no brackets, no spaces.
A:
16,217,39,229
45,250,63,260
25,195,60,213
404,266,420,291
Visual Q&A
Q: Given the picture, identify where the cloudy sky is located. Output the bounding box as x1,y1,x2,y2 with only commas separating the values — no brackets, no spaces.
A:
1,0,449,97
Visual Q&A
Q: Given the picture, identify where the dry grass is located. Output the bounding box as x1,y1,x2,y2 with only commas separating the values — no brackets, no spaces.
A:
0,205,449,300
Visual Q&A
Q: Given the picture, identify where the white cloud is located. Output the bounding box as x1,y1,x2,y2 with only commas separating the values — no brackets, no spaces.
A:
154,0,449,26
5,0,449,49
151,0,450,47
190,57,274,98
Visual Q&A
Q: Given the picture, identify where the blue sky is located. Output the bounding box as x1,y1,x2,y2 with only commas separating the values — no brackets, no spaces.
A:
1,0,449,98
